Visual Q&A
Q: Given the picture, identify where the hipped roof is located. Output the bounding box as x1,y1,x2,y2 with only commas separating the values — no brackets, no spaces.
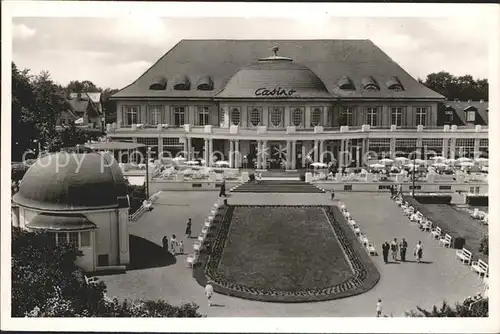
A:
112,39,444,100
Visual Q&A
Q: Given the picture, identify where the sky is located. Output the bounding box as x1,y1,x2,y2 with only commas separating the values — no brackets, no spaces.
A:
12,14,492,90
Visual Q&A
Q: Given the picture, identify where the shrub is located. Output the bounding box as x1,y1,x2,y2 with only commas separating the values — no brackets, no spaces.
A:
299,173,306,181
11,163,30,182
479,234,488,256
249,174,255,181
414,194,452,204
466,195,488,206
405,300,488,317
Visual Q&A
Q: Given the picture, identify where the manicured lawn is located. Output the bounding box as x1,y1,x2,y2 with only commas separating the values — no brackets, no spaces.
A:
217,206,353,291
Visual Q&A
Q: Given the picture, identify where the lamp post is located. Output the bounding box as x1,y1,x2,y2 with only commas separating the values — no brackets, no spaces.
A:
412,146,422,198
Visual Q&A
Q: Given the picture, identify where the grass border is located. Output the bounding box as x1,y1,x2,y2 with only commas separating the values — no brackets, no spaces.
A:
193,204,380,303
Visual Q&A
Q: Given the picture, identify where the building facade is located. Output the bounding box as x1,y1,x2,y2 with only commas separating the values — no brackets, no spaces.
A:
108,39,488,169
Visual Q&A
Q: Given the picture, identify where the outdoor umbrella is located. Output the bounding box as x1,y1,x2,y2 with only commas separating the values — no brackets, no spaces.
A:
414,159,426,164
311,162,327,168
185,160,199,165
444,158,456,164
369,163,385,169
459,161,474,167
173,156,186,161
432,162,448,168
432,156,446,161
380,158,394,164
395,157,409,162
457,157,472,162
475,158,489,165
215,160,229,166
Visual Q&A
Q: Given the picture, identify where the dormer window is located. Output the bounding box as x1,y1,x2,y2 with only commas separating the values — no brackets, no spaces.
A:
466,110,476,122
172,75,190,90
337,76,355,90
362,77,380,91
196,76,214,91
464,106,477,123
386,77,404,91
444,105,454,123
149,77,167,90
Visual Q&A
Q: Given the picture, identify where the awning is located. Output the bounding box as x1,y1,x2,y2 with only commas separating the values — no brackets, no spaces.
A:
85,142,146,150
26,213,97,231
127,176,145,186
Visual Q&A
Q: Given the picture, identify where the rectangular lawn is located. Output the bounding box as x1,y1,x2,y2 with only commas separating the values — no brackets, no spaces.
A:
217,206,354,291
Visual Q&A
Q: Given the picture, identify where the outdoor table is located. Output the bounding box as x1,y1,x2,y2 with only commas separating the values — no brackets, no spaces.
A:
201,226,209,235
204,221,211,228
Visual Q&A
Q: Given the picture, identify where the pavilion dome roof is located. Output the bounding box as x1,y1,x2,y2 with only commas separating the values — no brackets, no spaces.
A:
13,152,129,211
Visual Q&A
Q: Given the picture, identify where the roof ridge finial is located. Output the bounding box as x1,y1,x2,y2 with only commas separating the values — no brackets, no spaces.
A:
272,45,279,57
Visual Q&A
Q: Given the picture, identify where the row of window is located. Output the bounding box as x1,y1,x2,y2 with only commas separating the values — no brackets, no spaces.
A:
48,231,91,248
122,105,430,127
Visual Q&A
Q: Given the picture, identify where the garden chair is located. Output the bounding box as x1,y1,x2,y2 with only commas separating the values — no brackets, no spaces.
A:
186,254,198,268
420,220,432,232
367,244,377,256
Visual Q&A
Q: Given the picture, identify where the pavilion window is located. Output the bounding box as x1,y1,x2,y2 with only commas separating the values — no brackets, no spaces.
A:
341,107,353,126
415,107,428,126
310,107,322,127
231,108,241,126
197,106,209,126
270,107,284,127
173,106,186,126
366,107,378,126
80,231,91,247
466,111,476,122
123,106,140,125
68,232,79,247
56,232,67,245
391,107,403,127
148,105,163,125
291,108,304,127
249,108,262,127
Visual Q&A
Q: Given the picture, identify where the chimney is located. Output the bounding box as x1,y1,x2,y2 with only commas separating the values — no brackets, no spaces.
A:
480,99,484,103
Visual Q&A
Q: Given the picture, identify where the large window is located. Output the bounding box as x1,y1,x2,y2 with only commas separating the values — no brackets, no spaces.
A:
270,107,283,127
366,107,378,126
415,107,428,126
197,106,209,126
466,111,476,122
123,105,140,125
395,138,418,157
291,108,304,126
49,231,91,248
391,107,403,127
341,107,353,126
456,138,475,158
310,107,322,127
422,138,443,157
231,108,241,126
148,105,163,125
249,108,262,127
368,138,390,156
173,106,186,126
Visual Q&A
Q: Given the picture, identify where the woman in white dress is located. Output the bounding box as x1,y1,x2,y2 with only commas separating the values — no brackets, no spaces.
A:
414,241,424,263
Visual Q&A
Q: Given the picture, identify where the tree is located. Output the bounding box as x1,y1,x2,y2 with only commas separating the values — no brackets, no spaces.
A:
66,80,100,93
102,88,120,124
405,300,488,317
12,227,203,317
420,71,488,101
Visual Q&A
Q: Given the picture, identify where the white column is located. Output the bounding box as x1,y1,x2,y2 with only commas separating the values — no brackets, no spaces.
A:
292,141,297,170
235,140,240,168
339,139,345,167
473,138,480,159
187,137,192,160
256,141,262,169
262,140,268,169
319,140,325,163
286,141,292,170
204,139,209,165
229,140,234,168
183,138,188,158
208,138,213,166
314,140,319,163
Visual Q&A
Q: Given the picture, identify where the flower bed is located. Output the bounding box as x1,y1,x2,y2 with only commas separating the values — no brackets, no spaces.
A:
194,204,379,302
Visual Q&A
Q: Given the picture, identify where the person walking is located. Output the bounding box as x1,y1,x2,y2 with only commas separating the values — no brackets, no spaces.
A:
178,240,184,255
185,218,192,238
399,238,408,262
414,241,424,263
170,234,178,255
330,189,335,201
205,280,214,307
376,298,383,317
162,235,168,253
382,241,390,264
390,238,399,261
219,180,226,197
389,185,394,199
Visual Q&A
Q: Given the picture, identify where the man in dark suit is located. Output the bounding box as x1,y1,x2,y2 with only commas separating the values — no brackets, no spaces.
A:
382,241,390,264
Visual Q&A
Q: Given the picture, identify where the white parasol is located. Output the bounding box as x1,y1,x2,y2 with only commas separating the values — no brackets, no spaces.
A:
380,158,394,164
459,161,474,167
311,162,327,168
185,160,199,165
432,162,448,168
457,157,472,162
395,157,409,162
215,160,229,166
432,156,446,161
370,163,386,169
414,159,426,164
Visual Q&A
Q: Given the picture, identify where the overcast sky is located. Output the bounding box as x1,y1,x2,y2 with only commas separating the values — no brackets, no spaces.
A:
12,15,491,90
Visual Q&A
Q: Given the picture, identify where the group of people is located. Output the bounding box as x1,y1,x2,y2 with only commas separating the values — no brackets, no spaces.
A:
161,218,193,255
381,238,424,263
389,184,403,199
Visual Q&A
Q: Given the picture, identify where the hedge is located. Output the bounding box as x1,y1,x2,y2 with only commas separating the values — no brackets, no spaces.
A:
466,195,488,206
413,194,452,204
12,163,31,182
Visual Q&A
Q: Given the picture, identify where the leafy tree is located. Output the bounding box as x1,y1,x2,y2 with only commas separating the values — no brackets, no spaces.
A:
66,80,100,93
479,234,488,256
405,300,488,317
419,71,488,101
12,227,203,317
102,88,120,124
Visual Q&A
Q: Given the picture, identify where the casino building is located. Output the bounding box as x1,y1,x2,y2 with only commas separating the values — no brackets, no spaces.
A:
108,39,488,169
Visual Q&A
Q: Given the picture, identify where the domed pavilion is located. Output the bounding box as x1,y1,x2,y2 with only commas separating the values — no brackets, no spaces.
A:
12,152,130,272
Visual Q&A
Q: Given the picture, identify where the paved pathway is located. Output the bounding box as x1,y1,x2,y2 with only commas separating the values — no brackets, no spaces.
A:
100,191,484,317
